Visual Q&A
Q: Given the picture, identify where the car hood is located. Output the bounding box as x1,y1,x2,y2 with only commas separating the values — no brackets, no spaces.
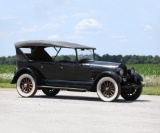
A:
89,61,121,68
82,60,126,72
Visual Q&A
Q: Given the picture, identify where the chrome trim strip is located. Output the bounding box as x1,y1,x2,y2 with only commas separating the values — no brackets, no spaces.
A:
91,64,117,68
38,86,86,91
83,63,117,68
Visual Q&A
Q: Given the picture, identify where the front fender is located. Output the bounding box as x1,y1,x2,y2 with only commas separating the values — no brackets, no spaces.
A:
95,71,122,83
134,72,143,82
90,71,122,91
11,67,42,84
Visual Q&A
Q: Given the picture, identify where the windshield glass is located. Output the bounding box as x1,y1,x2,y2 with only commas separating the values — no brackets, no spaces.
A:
77,49,94,61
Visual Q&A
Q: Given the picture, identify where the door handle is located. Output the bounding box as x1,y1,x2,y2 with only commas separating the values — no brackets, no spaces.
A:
58,62,63,69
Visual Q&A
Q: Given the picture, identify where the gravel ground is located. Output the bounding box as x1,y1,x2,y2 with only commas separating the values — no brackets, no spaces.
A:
0,89,160,133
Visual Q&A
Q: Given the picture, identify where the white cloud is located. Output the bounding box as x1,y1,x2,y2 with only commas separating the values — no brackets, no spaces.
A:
73,13,89,18
20,23,60,34
41,23,60,30
51,15,68,23
62,0,84,7
63,0,70,4
0,15,22,25
65,35,84,40
110,35,128,42
75,18,103,34
140,24,153,31
0,31,15,38
48,34,59,40
0,16,17,21
21,25,39,33
144,24,153,31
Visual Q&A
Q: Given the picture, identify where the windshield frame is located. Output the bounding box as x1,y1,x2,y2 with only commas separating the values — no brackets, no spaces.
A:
76,48,95,62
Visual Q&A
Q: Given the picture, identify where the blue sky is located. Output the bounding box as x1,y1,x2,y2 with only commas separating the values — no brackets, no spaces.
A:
0,0,160,56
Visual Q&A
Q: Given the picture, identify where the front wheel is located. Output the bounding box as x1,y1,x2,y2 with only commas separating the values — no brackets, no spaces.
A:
97,77,121,102
17,73,37,97
42,88,60,96
121,81,143,100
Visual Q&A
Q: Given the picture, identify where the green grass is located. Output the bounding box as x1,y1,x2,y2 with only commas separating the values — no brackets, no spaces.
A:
142,86,160,95
0,83,16,88
0,65,15,88
127,64,160,95
0,65,15,73
127,64,160,77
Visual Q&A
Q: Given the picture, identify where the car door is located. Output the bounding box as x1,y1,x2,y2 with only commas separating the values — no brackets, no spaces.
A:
55,61,76,80
76,63,92,81
54,47,76,81
38,62,56,79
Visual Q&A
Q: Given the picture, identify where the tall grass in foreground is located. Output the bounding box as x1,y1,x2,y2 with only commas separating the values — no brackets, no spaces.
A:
127,64,160,95
0,65,15,87
0,65,15,73
127,64,160,77
127,64,160,85
0,65,15,80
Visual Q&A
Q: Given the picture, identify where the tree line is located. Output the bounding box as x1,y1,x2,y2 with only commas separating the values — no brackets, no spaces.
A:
0,54,160,65
95,54,160,64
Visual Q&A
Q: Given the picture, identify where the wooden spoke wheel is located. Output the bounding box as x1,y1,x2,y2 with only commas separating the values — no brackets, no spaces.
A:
17,74,37,97
97,77,120,102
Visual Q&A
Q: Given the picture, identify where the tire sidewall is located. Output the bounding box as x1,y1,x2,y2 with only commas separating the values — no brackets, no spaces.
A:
17,73,37,97
97,77,120,102
121,81,142,100
42,88,60,96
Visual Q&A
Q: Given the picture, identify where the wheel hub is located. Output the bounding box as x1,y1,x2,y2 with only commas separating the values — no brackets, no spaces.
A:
105,87,110,91
20,77,33,93
101,81,115,98
24,83,28,88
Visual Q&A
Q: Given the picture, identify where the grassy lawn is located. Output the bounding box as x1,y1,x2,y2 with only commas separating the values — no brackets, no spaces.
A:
0,83,16,88
143,86,160,95
142,76,160,95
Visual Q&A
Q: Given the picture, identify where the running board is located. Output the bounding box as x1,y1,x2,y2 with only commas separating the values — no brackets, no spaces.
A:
38,86,87,92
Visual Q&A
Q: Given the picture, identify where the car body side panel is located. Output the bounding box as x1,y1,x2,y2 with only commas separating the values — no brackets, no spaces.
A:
44,79,92,89
17,61,56,79
55,62,76,80
76,63,92,81
38,62,56,79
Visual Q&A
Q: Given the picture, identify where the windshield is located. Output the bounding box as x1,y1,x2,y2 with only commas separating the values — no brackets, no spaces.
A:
77,49,94,61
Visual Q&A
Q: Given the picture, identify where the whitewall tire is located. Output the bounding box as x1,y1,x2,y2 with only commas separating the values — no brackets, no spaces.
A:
42,88,60,96
16,74,37,97
97,77,120,102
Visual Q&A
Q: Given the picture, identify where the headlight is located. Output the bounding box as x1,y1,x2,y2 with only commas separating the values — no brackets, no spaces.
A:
117,68,124,76
120,68,124,76
128,68,135,76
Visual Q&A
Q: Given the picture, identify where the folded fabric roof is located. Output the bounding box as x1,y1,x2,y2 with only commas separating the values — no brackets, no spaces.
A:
15,40,96,49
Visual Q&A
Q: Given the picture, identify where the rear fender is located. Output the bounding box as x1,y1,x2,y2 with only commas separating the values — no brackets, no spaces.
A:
11,67,42,84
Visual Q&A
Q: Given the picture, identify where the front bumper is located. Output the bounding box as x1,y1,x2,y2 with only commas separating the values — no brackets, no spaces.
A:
122,84,144,89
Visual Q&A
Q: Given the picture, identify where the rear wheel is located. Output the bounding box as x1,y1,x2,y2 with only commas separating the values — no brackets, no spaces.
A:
42,88,60,96
97,77,121,102
17,73,37,97
121,81,143,100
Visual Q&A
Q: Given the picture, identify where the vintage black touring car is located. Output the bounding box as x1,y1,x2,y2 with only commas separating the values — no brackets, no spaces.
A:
11,40,143,102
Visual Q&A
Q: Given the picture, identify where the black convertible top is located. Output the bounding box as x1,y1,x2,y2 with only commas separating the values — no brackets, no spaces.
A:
15,40,96,49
